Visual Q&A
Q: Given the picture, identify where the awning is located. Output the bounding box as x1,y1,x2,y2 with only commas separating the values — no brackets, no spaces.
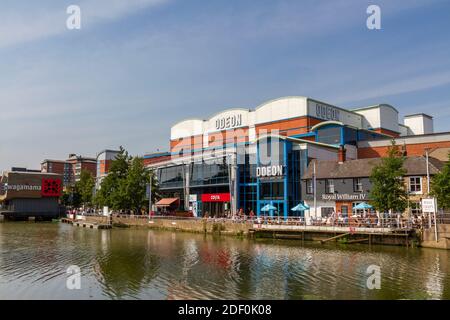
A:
156,198,179,207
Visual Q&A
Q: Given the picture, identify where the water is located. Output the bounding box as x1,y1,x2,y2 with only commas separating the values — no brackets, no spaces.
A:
0,222,449,300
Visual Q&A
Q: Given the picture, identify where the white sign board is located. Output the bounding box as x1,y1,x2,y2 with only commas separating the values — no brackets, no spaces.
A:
103,206,110,216
421,198,436,213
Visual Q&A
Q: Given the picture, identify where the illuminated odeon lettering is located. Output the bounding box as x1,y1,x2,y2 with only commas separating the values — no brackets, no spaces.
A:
256,165,284,177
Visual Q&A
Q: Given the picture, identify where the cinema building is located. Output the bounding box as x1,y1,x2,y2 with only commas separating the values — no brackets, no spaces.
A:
146,96,447,218
0,170,63,220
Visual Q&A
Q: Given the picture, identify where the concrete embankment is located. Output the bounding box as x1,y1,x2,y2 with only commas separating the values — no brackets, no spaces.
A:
420,224,450,249
84,216,252,236
78,216,450,249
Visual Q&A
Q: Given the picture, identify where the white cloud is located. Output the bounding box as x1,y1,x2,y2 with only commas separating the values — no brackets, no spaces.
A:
334,71,450,104
0,0,169,48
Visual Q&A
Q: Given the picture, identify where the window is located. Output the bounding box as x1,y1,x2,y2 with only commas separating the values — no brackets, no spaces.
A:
409,177,422,193
306,180,313,194
316,126,341,145
410,202,422,215
353,178,363,192
325,179,335,194
321,207,334,218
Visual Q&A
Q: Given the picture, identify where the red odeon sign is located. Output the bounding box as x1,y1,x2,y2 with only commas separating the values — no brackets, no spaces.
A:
41,178,62,197
201,193,231,203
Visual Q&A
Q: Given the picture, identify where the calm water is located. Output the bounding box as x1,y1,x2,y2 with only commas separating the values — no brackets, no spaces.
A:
0,222,449,300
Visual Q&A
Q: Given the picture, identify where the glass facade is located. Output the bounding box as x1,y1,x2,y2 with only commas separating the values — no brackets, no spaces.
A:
316,126,341,145
190,159,229,186
315,124,389,146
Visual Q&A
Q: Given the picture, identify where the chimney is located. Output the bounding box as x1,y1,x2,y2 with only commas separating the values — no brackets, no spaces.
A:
338,146,346,163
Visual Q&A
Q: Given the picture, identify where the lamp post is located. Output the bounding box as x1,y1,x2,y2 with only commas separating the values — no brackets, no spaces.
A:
148,172,152,218
313,161,317,219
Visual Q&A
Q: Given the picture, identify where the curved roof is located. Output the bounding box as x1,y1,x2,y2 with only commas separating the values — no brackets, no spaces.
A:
171,118,204,128
255,96,307,110
208,107,251,119
310,121,344,131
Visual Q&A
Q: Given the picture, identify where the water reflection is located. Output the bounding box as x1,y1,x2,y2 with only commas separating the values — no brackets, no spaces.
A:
0,222,450,299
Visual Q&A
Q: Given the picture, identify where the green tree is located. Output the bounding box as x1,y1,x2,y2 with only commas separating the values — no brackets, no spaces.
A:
431,153,450,210
60,185,81,208
94,147,159,214
94,147,130,209
124,157,150,214
369,140,408,213
76,169,95,207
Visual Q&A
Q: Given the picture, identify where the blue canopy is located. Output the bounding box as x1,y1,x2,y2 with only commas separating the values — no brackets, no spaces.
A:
353,202,373,210
261,204,277,212
291,203,310,211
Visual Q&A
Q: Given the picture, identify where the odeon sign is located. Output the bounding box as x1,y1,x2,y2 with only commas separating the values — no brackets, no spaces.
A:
215,114,243,130
315,103,340,121
256,165,284,178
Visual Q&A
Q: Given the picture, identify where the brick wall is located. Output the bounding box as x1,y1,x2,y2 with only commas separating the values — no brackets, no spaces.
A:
358,141,450,159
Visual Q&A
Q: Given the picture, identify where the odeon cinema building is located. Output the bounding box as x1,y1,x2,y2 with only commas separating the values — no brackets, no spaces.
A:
145,96,444,218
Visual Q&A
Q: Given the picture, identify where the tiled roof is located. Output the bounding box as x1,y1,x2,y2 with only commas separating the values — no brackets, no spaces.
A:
302,156,443,179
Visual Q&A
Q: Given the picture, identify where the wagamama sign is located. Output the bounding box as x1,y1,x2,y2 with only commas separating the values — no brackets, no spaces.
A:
256,165,284,178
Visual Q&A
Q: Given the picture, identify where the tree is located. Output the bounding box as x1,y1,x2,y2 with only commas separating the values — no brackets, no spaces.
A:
94,147,159,214
60,184,81,208
76,169,95,207
94,146,130,209
431,153,450,210
369,140,408,213
124,157,150,214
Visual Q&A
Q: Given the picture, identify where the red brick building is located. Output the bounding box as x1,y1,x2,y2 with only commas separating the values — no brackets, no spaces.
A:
41,154,96,188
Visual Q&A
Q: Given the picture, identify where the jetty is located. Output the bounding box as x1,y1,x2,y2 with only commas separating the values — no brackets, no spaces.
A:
61,218,111,229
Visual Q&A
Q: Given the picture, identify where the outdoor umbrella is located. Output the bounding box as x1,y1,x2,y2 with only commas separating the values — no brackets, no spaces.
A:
261,204,277,218
353,202,373,218
353,202,373,210
291,203,310,211
261,204,277,212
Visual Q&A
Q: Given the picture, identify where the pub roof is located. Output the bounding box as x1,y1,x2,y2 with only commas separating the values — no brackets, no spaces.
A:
302,156,443,179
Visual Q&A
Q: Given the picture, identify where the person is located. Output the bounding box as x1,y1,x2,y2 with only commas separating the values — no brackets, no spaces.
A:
249,209,255,221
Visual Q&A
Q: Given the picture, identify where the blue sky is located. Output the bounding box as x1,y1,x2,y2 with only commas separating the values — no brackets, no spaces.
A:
1,0,450,170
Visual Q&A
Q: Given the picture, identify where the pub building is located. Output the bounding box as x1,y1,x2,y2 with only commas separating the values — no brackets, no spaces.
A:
0,170,63,220
301,156,444,218
145,96,447,218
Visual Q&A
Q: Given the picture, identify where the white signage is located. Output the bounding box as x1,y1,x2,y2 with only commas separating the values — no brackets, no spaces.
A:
192,201,198,217
189,194,197,202
322,194,367,201
256,165,284,177
421,198,436,213
215,114,242,130
315,103,340,121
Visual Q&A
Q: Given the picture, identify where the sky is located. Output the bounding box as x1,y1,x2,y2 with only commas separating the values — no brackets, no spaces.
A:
1,0,450,170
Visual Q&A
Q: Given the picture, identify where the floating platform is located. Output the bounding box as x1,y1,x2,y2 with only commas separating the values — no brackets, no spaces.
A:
61,218,111,229
251,223,416,247
72,221,112,229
